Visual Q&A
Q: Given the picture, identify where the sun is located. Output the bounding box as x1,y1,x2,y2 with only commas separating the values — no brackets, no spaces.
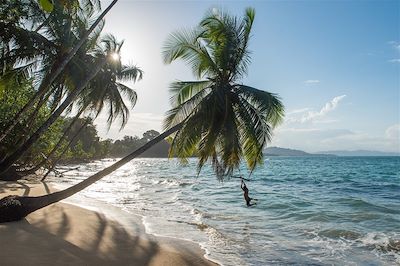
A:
110,52,120,61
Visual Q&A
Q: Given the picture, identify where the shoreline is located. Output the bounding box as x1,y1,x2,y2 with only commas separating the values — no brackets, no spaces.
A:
0,180,219,266
48,181,222,265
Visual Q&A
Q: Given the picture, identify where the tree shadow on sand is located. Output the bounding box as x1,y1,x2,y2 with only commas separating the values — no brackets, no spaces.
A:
0,202,211,265
0,181,31,196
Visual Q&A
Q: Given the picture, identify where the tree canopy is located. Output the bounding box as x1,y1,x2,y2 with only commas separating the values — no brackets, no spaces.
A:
163,8,284,177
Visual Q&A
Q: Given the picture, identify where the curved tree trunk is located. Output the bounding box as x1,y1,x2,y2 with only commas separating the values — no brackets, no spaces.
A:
41,118,90,181
14,91,52,147
0,0,119,143
21,108,86,175
0,123,182,223
0,58,107,174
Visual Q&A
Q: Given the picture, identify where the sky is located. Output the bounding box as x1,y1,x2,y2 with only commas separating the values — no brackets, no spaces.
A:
94,0,400,153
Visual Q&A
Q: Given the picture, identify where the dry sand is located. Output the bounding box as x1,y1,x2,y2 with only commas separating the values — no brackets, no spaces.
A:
0,181,218,266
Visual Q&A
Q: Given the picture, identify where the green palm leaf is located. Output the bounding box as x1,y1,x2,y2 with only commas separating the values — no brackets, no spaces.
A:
163,7,285,178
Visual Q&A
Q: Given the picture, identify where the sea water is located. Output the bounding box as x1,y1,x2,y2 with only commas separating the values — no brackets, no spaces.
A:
48,156,400,265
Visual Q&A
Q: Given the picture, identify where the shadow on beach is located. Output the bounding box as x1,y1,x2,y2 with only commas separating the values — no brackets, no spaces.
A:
0,181,215,266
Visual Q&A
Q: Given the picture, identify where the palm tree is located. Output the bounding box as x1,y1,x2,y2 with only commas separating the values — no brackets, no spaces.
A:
21,36,142,175
163,8,284,177
0,0,119,142
0,35,141,174
0,0,110,164
78,34,142,131
0,7,284,223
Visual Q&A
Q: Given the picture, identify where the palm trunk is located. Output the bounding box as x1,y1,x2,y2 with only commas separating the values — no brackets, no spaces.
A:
0,123,183,223
0,0,119,143
0,57,107,174
14,92,51,147
20,108,86,175
41,118,90,181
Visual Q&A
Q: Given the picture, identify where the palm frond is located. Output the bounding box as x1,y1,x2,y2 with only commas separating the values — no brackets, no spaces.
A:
169,80,211,106
163,86,211,130
117,82,137,108
117,65,143,82
162,28,218,78
235,85,285,128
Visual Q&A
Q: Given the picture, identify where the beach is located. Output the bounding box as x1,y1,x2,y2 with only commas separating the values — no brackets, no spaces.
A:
47,157,400,265
0,181,217,266
0,157,399,265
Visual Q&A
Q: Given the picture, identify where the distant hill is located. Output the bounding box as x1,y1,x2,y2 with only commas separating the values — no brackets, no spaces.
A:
264,147,332,157
317,150,400,156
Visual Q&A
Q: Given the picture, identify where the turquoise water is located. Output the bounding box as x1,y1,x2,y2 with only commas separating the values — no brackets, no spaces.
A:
50,156,400,265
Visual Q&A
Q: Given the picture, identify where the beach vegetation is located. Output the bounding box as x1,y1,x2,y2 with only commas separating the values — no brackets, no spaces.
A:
0,0,143,179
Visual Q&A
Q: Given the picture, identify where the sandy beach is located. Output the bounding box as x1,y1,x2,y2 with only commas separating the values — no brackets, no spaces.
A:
0,181,218,266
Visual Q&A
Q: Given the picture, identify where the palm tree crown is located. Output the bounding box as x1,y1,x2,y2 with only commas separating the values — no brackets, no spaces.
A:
77,34,143,130
163,8,284,178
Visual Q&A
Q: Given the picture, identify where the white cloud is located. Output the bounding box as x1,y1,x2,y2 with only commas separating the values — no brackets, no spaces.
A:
388,59,400,63
304,79,320,84
300,95,346,123
385,124,400,140
388,41,400,51
313,119,339,124
286,108,310,115
283,95,347,125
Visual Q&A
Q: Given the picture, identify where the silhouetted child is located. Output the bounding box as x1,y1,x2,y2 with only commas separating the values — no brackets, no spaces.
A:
241,178,256,206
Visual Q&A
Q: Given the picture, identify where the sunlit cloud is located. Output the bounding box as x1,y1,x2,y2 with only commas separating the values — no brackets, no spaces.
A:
304,79,320,84
282,95,346,125
286,108,310,115
300,95,346,123
388,41,400,51
385,124,400,140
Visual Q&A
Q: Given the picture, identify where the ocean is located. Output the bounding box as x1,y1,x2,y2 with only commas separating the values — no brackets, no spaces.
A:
48,156,400,265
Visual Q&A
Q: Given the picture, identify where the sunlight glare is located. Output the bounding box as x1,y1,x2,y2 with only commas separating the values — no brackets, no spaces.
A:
110,52,120,61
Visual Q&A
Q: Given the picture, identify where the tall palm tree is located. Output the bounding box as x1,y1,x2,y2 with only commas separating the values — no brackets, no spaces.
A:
0,0,119,142
0,35,141,174
0,0,105,161
21,36,142,175
0,7,284,223
78,34,142,131
163,8,284,177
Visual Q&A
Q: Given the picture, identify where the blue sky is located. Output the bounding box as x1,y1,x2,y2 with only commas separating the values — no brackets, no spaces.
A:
95,0,400,153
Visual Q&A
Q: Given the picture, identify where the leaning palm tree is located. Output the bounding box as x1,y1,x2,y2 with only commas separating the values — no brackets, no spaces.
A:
78,34,142,131
0,7,284,223
0,0,119,142
0,0,115,167
21,41,142,176
163,8,284,177
0,34,139,175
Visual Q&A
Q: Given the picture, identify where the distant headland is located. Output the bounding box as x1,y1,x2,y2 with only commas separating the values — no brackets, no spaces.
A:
264,147,400,157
